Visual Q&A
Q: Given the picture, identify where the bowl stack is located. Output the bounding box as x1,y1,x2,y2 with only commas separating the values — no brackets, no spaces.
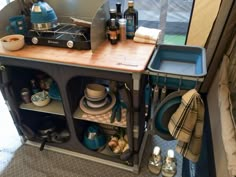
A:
80,84,116,115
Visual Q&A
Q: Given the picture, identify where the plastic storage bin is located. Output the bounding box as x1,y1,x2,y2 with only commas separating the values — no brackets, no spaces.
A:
147,44,207,90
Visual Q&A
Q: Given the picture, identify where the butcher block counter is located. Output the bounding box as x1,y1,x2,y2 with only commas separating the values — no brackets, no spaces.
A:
0,40,156,73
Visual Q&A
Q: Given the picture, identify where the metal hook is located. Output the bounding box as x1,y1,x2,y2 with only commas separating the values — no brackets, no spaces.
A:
195,78,199,89
178,76,182,91
164,74,167,86
156,73,159,85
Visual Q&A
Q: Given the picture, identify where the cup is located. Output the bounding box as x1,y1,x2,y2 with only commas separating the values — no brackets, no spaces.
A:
21,88,31,104
6,15,27,35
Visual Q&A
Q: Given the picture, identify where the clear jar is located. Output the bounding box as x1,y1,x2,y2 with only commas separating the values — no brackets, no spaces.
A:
162,149,177,177
21,88,31,104
148,146,162,175
119,18,127,41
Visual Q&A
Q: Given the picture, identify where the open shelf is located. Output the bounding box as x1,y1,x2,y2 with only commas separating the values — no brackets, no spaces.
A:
20,100,65,116
73,107,127,128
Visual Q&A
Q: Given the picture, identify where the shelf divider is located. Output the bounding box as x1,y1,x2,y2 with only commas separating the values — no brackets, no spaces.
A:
20,100,65,116
73,106,127,128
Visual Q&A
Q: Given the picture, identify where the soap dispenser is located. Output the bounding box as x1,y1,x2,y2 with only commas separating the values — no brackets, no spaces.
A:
148,146,162,175
162,149,177,177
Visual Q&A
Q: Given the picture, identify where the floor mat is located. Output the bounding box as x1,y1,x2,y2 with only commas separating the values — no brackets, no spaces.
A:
0,135,182,177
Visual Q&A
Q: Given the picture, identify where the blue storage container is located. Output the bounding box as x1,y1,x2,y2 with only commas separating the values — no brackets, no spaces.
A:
147,44,207,90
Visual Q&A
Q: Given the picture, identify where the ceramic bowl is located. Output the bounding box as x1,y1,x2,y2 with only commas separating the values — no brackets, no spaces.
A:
86,84,106,99
31,91,51,107
0,34,25,51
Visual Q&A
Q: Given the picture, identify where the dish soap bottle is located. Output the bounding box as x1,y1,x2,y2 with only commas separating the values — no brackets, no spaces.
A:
124,1,138,39
148,146,162,175
162,149,177,177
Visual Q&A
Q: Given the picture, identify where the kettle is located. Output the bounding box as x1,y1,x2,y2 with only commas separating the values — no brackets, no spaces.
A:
30,0,58,30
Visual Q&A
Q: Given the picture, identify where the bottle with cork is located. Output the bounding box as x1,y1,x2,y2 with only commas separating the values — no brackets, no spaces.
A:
116,2,122,19
124,1,138,39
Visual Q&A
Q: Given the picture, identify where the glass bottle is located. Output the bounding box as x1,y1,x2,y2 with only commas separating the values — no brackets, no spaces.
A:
109,19,118,45
30,79,40,94
162,149,177,177
106,9,119,39
124,1,138,39
116,2,122,19
148,146,162,175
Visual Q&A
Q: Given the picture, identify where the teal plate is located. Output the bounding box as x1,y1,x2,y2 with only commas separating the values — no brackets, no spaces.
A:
153,90,186,140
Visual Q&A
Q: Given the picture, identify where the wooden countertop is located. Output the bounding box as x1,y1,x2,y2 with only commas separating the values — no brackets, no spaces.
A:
0,40,156,73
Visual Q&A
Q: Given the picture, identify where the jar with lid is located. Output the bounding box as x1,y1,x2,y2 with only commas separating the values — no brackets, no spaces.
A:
119,19,126,41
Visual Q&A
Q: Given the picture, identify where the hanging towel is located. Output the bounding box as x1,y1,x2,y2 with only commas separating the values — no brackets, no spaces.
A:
134,26,161,41
168,89,205,162
133,36,157,44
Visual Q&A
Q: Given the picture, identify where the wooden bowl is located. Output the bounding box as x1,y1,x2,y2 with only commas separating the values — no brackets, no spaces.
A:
86,84,106,99
0,34,24,51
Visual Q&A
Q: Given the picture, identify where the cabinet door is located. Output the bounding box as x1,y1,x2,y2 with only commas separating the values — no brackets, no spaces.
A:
0,65,35,139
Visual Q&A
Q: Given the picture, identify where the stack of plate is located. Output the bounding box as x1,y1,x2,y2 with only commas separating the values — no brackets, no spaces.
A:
80,84,116,115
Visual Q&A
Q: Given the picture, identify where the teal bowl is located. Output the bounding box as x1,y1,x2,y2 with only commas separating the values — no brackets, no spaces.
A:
83,126,106,150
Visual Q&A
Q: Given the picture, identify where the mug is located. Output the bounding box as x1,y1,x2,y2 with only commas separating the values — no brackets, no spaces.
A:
6,15,27,35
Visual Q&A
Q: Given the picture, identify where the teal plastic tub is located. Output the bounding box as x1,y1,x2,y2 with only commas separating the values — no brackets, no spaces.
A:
148,44,207,89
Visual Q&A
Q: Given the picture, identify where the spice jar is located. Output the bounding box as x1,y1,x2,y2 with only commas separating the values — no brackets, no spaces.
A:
119,18,127,41
21,88,31,104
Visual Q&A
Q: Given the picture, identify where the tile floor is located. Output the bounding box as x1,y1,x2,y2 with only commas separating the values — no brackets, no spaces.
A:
0,92,22,173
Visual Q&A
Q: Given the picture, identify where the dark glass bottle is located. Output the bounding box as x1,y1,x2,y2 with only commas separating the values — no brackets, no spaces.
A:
106,9,119,39
30,79,40,94
124,1,138,39
116,2,122,19
109,19,118,45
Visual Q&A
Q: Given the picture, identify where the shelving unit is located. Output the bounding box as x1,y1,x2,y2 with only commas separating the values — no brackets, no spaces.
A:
0,39,157,173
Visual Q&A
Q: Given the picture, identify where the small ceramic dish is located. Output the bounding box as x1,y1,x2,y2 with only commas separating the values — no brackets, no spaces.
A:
85,84,106,99
31,91,51,107
86,98,108,109
0,34,25,51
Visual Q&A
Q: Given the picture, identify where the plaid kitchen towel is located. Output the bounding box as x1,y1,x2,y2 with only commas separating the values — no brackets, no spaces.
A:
168,89,205,162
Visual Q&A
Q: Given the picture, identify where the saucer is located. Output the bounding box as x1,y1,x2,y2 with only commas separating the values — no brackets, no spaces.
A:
86,98,108,109
80,92,116,115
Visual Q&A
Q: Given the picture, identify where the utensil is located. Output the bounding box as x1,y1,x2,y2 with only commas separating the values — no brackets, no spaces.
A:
70,17,92,28
38,120,55,151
